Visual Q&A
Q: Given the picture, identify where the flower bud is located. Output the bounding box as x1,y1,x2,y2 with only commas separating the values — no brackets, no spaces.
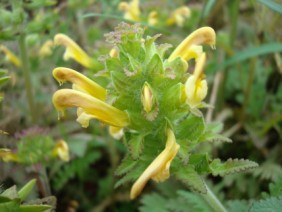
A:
141,82,155,113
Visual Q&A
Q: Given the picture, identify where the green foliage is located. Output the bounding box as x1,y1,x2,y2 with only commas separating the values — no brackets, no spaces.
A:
139,193,168,212
128,134,145,160
253,162,282,181
209,159,258,177
17,136,55,165
18,179,36,201
249,196,282,212
172,163,207,194
226,200,249,212
140,189,212,212
0,179,53,211
52,151,101,191
258,0,282,14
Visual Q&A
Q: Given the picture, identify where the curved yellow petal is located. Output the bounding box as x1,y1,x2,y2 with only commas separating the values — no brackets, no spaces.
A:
185,53,208,108
53,140,70,162
53,67,107,101
0,149,19,162
0,45,21,67
109,126,124,139
53,89,129,127
54,33,93,68
130,128,179,199
193,52,206,79
168,27,216,61
39,40,54,57
185,76,208,108
76,107,96,128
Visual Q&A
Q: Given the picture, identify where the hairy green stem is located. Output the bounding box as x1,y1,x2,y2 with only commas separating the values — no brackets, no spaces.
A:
18,34,36,123
202,182,227,212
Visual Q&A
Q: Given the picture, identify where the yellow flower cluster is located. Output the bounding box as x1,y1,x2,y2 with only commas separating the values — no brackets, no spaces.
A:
118,0,191,27
52,26,215,199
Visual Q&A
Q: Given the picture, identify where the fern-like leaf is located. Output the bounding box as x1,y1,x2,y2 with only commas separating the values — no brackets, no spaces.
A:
128,134,144,160
250,195,282,212
209,158,258,177
139,193,168,212
176,190,212,212
52,152,101,191
115,155,138,176
226,200,249,212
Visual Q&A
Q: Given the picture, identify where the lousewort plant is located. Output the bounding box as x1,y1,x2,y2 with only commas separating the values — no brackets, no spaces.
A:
52,23,257,209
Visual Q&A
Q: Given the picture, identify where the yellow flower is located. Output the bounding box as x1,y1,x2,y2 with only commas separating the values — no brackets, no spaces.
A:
148,11,158,26
118,0,141,21
0,149,18,162
53,89,129,128
185,53,208,108
0,45,21,67
167,27,215,108
130,128,180,199
168,27,216,62
52,140,70,162
39,40,54,57
52,67,126,128
166,6,191,27
53,67,106,101
54,33,94,68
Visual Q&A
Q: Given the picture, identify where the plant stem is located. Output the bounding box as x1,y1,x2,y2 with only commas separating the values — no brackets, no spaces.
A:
18,34,36,123
201,182,227,212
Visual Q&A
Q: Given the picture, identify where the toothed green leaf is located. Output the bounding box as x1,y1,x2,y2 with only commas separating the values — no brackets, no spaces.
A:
199,132,232,143
175,115,205,141
172,164,207,194
129,134,144,160
250,195,282,212
189,154,210,174
209,158,258,177
115,155,138,176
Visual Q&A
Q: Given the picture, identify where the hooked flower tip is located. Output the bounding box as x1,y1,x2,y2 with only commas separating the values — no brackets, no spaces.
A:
168,27,216,62
53,67,107,101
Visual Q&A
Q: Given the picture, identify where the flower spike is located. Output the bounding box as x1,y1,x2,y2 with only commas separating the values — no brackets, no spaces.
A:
130,128,180,199
0,45,21,67
53,89,129,127
54,33,94,68
168,27,216,62
53,67,107,101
